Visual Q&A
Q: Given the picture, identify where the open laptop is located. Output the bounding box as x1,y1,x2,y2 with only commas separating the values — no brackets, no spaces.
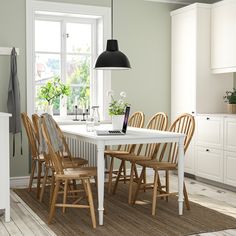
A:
96,106,130,136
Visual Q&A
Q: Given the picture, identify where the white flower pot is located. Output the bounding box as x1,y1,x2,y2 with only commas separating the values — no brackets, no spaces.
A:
112,115,124,130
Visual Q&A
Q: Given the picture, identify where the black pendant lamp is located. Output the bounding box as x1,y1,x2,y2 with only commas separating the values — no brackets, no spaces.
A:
94,0,131,70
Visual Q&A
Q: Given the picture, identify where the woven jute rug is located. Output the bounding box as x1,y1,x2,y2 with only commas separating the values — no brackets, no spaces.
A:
14,184,236,236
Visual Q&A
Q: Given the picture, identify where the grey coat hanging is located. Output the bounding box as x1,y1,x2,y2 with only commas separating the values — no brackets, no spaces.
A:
7,47,22,156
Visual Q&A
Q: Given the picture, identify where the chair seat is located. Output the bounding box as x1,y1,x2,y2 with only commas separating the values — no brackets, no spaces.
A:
116,154,152,162
104,150,130,157
56,167,97,179
136,160,177,170
63,157,88,168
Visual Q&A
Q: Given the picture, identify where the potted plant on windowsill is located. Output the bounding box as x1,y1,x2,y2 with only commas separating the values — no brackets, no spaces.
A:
38,76,70,115
224,88,236,114
108,91,130,129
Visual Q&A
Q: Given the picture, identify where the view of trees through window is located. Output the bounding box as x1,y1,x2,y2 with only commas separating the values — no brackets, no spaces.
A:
34,18,94,115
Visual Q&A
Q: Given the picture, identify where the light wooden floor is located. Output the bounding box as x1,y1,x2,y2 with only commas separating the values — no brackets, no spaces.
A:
1,175,236,236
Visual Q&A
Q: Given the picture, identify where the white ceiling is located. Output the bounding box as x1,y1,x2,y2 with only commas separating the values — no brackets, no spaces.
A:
146,0,219,5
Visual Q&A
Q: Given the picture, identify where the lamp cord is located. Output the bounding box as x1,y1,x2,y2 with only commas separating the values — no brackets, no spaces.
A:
111,0,113,39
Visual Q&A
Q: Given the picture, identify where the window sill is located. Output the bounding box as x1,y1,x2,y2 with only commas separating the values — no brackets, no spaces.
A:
54,115,111,125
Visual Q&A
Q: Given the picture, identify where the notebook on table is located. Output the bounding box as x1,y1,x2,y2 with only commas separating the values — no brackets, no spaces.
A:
96,106,130,136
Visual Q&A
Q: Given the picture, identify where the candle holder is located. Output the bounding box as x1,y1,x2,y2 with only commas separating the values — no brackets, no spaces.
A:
86,108,89,120
73,105,79,121
81,112,86,121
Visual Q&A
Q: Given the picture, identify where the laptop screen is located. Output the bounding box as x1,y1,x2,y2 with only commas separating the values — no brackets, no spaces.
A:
122,106,130,133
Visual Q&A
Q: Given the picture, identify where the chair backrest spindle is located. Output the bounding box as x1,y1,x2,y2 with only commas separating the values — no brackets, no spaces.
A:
159,113,195,164
141,112,168,158
41,115,65,174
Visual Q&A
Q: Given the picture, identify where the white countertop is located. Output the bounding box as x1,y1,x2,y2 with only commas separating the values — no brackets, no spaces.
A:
196,113,236,117
0,112,12,117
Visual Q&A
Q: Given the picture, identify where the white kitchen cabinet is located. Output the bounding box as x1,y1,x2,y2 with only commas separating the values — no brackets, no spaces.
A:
171,3,233,120
195,115,224,182
223,117,236,186
0,113,11,222
196,116,223,149
196,146,223,183
184,139,195,175
224,117,236,152
195,114,236,187
171,3,232,175
211,0,236,73
224,151,236,187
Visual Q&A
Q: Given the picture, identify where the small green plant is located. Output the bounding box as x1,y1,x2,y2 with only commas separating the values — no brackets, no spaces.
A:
39,76,70,105
108,91,130,116
224,88,236,104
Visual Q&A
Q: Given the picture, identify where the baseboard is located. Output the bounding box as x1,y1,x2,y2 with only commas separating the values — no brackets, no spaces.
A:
195,176,236,193
10,176,30,188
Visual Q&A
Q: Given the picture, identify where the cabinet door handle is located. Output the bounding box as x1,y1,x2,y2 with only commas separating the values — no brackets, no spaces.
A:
206,117,210,120
191,111,195,114
206,149,210,152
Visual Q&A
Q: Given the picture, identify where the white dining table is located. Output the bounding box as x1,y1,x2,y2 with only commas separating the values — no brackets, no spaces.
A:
60,124,186,226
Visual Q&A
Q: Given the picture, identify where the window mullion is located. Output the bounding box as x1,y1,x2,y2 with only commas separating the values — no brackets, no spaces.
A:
61,20,66,83
60,20,67,116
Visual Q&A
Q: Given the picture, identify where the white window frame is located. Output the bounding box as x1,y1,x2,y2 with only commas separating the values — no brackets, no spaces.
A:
26,0,111,120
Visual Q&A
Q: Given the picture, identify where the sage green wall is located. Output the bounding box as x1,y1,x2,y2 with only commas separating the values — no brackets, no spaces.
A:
0,0,28,177
112,0,177,121
0,0,179,177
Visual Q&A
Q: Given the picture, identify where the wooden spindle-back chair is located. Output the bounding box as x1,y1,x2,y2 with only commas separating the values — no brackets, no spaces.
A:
21,112,45,198
32,113,89,202
41,115,97,228
133,113,195,215
112,112,168,203
105,111,145,193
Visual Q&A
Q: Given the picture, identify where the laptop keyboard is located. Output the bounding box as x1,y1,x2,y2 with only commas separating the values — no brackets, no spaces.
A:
108,130,122,134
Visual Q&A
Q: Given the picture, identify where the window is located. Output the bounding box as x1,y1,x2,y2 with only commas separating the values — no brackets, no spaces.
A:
27,1,111,120
34,16,95,115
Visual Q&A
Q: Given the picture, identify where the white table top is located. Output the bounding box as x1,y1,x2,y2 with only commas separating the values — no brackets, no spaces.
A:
60,124,185,145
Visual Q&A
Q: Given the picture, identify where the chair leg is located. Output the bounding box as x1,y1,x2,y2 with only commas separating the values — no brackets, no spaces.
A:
37,161,43,199
82,179,88,197
128,163,135,204
28,160,36,192
157,172,164,200
165,170,169,202
48,179,60,224
39,166,48,202
108,156,114,194
85,178,96,229
152,170,158,216
133,167,145,205
49,174,55,205
143,167,146,192
62,179,68,213
123,161,127,184
184,182,190,210
112,160,124,195
134,164,139,179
